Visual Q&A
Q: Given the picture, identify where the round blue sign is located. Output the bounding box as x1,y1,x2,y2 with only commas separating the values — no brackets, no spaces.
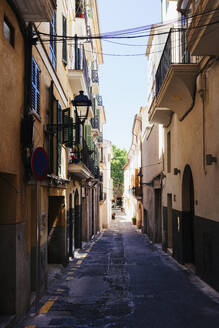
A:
31,147,49,181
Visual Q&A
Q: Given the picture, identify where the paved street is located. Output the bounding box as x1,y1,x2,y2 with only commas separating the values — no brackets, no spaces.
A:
16,214,219,328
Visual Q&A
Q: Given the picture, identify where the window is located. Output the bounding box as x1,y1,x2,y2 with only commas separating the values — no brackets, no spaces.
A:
3,15,14,47
62,15,67,64
50,10,56,69
32,58,40,115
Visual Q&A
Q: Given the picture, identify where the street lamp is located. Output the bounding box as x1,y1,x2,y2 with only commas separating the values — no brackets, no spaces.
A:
72,90,92,124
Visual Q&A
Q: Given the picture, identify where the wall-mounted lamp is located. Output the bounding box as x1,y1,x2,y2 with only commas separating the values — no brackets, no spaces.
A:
173,168,180,175
206,154,217,165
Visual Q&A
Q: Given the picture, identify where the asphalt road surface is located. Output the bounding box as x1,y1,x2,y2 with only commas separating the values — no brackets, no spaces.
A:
16,213,219,328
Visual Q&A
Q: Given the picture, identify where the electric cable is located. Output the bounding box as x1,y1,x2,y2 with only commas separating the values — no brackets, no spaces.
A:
36,7,219,41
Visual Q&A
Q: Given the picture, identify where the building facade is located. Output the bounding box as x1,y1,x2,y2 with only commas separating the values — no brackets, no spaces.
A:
99,139,113,229
0,0,105,318
145,0,219,291
123,112,142,226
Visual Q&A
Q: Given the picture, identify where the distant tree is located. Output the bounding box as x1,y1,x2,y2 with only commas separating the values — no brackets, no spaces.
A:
111,145,127,200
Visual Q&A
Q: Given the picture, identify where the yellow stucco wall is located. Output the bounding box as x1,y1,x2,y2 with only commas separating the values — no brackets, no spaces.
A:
0,2,24,174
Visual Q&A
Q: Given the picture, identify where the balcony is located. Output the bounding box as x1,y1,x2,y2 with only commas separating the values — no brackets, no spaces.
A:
15,0,56,22
91,117,100,137
149,29,199,124
178,0,219,56
68,137,94,179
68,45,93,118
97,132,103,144
68,137,100,180
92,70,99,94
75,0,85,18
96,95,103,107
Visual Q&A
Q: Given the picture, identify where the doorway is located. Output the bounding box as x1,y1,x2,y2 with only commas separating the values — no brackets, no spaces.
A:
143,209,148,234
48,196,65,263
92,188,94,236
182,165,195,267
74,189,81,249
68,194,74,257
167,193,173,251
155,189,162,243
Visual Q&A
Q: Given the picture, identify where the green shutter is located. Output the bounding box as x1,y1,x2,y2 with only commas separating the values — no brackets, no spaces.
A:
62,108,73,147
87,124,92,150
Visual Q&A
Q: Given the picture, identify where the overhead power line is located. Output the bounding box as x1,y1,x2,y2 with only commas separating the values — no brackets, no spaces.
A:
37,7,219,41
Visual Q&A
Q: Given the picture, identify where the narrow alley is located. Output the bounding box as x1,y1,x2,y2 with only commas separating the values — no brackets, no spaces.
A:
16,213,219,328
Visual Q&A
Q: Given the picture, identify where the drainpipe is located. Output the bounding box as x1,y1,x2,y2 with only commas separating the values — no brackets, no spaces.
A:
198,73,207,175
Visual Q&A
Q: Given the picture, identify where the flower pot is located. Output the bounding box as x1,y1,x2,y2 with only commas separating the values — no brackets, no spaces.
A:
132,217,136,225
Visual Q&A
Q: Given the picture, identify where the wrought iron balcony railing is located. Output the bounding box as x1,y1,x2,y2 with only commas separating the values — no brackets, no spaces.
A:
69,136,101,179
155,28,198,97
96,95,103,106
92,70,99,83
98,132,103,143
75,0,85,18
91,117,100,130
68,44,90,94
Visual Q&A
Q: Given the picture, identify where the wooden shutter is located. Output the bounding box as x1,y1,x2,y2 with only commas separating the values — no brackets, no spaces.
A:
31,58,40,115
76,47,81,69
87,124,92,150
50,10,56,69
31,59,36,111
62,15,67,64
62,108,73,147
36,66,40,115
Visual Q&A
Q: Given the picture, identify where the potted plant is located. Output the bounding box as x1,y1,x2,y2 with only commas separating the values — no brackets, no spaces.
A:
132,216,136,225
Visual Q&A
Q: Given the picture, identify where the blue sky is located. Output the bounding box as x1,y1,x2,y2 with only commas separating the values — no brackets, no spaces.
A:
97,0,161,151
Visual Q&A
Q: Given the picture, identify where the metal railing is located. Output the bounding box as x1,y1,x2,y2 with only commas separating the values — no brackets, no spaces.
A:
98,132,103,143
155,28,198,97
96,95,103,106
91,117,100,130
92,70,99,83
69,136,100,179
68,44,90,94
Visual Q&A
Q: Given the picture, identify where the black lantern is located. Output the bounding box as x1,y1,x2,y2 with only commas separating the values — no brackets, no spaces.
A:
72,90,92,124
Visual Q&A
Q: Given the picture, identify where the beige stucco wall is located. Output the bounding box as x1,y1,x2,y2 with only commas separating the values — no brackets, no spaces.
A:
162,61,219,222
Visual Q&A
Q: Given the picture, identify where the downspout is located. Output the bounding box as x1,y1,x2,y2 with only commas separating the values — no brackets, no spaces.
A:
198,73,207,175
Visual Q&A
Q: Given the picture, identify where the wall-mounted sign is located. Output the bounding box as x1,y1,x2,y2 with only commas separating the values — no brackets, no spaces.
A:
31,147,49,181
